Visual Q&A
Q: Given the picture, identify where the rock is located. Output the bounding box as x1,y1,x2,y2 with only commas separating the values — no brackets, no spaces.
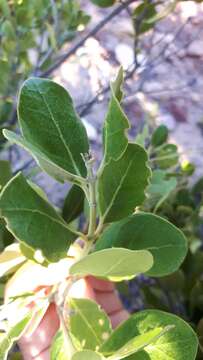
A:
115,43,134,69
156,113,176,131
143,81,164,94
187,40,203,57
82,118,98,141
167,102,188,123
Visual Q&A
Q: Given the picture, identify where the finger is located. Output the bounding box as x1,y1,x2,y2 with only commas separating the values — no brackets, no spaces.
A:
94,290,123,315
86,276,115,292
32,348,50,360
110,309,129,329
69,278,96,300
19,303,59,359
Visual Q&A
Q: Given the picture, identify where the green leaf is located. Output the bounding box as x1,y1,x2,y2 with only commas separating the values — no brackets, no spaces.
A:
62,185,85,223
0,160,12,189
3,131,84,186
0,313,33,360
98,144,151,223
71,350,104,360
155,144,179,169
69,298,112,351
106,326,174,360
133,3,157,35
16,78,89,182
90,0,116,8
51,329,71,360
96,213,187,277
0,219,14,252
101,67,129,166
70,248,153,281
146,170,177,212
0,173,76,263
151,125,168,147
100,310,198,360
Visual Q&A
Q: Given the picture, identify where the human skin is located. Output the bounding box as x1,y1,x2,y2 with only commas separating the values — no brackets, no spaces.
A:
17,276,129,360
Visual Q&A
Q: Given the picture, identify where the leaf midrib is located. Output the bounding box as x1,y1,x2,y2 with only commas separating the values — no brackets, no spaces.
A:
101,155,135,221
71,300,103,346
33,83,81,177
3,208,70,231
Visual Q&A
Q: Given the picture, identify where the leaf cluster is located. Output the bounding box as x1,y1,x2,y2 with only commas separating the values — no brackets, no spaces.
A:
0,69,198,359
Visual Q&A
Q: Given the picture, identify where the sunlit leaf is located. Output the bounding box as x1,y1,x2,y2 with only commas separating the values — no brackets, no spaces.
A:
70,248,153,281
71,350,104,360
100,310,198,360
106,325,174,359
69,298,112,351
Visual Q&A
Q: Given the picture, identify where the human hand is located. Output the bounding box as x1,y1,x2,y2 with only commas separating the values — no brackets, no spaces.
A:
12,276,129,360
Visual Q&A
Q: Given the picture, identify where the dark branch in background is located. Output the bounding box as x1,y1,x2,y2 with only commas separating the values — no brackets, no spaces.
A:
39,0,139,77
0,0,138,146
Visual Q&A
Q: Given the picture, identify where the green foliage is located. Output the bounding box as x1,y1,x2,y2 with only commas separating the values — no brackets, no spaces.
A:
70,248,153,281
62,185,85,223
124,120,203,356
90,0,117,7
69,298,112,350
0,0,90,134
101,67,129,166
100,310,198,360
96,213,187,277
0,72,198,359
151,125,169,148
0,173,76,263
51,329,71,360
98,144,151,223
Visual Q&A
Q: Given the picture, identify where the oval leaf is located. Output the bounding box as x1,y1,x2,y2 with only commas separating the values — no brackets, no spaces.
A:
151,125,168,147
96,213,187,277
70,248,153,281
98,144,151,223
17,78,89,181
69,298,112,351
100,310,198,360
0,173,76,263
3,131,84,186
107,325,174,360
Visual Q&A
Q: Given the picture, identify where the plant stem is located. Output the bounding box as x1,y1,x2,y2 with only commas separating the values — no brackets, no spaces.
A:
57,305,76,357
87,158,97,240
